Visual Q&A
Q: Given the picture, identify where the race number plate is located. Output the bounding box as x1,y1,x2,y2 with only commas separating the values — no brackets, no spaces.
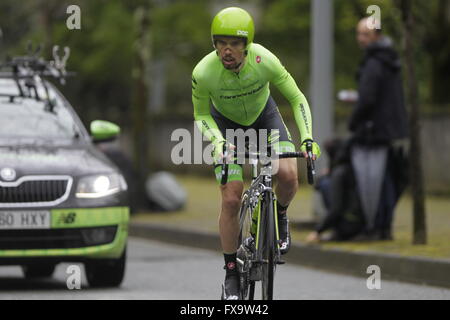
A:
0,211,51,229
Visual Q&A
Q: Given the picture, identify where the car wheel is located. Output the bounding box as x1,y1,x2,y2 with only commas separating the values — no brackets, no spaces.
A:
85,248,126,288
22,264,56,279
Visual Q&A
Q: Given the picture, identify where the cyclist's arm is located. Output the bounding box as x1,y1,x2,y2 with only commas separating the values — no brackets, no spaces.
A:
266,53,313,143
192,73,225,144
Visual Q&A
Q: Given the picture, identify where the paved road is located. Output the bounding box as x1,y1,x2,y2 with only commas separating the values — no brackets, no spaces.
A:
0,237,449,300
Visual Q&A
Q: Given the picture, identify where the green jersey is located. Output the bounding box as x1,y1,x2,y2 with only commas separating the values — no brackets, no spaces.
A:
192,43,313,145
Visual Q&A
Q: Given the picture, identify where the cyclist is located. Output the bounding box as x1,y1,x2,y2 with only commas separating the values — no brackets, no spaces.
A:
192,7,321,300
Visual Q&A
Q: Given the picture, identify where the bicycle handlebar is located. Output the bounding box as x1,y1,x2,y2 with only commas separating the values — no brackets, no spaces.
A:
233,151,305,159
220,147,316,185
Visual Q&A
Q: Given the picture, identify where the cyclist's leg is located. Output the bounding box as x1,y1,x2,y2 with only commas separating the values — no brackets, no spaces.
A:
218,178,244,252
275,158,299,206
211,108,247,252
254,96,298,206
216,172,244,300
255,96,298,254
211,107,246,299
272,154,298,255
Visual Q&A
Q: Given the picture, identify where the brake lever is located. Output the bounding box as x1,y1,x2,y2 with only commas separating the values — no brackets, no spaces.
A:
306,141,315,185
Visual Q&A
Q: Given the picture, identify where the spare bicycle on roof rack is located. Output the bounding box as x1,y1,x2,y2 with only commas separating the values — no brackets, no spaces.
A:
0,43,73,108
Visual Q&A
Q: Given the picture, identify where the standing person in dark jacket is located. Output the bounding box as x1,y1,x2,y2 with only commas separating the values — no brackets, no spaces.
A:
349,18,409,240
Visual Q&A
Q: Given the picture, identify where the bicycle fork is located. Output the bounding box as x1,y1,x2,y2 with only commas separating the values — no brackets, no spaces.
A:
251,191,283,274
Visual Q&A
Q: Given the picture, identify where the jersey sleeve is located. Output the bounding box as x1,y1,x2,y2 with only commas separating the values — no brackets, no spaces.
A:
192,68,225,144
263,49,313,142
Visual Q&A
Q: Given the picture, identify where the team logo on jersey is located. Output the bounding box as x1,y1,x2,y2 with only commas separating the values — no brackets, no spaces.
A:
256,56,261,63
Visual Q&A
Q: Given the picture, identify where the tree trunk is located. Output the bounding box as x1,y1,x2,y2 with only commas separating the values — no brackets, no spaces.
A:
428,0,450,105
399,0,427,244
37,0,60,59
131,6,151,210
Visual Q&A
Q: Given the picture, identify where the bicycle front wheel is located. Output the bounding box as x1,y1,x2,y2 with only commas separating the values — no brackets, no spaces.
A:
260,196,276,300
237,193,255,300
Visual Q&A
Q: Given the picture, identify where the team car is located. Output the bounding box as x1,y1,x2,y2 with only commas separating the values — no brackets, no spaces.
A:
0,50,129,287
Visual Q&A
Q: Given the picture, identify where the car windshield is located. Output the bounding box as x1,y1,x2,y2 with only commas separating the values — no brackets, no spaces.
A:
0,79,85,145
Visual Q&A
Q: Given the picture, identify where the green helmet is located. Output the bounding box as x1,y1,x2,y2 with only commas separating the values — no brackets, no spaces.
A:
211,7,255,50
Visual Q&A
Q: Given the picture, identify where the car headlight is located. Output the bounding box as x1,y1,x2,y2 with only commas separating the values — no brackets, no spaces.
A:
76,173,127,198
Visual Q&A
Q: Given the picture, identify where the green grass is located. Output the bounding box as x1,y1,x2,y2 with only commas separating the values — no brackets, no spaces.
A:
132,174,450,260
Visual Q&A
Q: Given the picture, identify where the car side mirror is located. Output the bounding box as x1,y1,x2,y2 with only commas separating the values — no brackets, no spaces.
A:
90,120,120,143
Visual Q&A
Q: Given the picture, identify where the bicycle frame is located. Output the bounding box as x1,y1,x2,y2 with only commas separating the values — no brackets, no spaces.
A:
244,159,280,257
236,157,281,300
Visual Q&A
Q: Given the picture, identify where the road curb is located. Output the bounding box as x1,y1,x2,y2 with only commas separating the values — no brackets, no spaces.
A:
129,222,450,289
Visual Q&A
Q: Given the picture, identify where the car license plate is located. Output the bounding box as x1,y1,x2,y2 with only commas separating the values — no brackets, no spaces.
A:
0,211,51,229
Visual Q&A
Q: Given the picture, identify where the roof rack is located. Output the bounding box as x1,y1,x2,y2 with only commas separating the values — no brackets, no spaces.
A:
0,43,74,111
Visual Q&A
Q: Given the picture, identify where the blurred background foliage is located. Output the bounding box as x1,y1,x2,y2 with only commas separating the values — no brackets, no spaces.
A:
1,0,449,130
